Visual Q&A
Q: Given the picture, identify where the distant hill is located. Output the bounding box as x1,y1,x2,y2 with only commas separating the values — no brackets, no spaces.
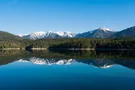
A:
0,31,27,48
112,26,135,38
0,31,23,41
75,28,115,38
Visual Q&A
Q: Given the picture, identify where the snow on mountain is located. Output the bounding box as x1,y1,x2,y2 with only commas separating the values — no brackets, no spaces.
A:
56,31,75,37
75,28,116,38
90,59,115,69
99,64,114,68
18,27,117,39
18,57,114,69
18,57,76,65
18,34,29,37
29,31,46,40
19,31,75,40
99,27,112,32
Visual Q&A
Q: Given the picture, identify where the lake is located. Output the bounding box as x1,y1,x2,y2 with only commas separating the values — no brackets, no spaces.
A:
0,50,135,90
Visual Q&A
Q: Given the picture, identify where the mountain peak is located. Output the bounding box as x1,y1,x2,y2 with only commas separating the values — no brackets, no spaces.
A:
32,31,46,34
98,27,112,31
75,27,115,38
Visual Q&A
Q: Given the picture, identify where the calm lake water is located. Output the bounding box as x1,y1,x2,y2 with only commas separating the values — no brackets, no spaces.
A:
0,50,135,90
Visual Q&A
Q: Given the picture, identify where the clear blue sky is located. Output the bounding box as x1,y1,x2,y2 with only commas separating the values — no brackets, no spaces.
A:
0,0,135,34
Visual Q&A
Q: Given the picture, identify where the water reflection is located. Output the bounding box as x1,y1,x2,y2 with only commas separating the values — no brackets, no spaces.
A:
0,50,135,70
17,57,135,70
1,50,135,90
18,57,76,65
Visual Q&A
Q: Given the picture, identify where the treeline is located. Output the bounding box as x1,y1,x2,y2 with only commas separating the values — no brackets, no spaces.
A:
25,38,72,50
1,38,135,50
0,39,32,48
48,50,135,60
0,38,70,49
49,38,135,49
1,49,135,60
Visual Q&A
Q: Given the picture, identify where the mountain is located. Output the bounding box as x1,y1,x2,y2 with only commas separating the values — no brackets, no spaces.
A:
18,57,135,70
0,31,23,41
18,57,114,68
18,57,76,65
112,26,135,38
19,31,75,40
75,28,116,38
77,59,115,68
18,28,115,39
17,26,135,39
56,31,75,38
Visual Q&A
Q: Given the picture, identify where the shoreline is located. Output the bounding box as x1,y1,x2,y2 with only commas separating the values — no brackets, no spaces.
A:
1,48,135,51
49,48,135,51
0,48,25,50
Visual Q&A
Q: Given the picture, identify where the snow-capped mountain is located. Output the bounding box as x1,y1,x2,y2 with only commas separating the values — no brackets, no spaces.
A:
77,59,115,69
19,31,75,40
90,59,115,68
18,28,117,39
56,31,75,38
18,57,114,68
75,28,116,38
18,57,76,65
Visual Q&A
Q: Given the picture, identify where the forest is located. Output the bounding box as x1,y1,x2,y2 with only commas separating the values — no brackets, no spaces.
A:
48,38,135,49
1,31,135,50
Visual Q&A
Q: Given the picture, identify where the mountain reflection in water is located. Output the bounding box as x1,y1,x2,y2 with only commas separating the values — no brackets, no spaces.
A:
17,57,135,70
1,50,135,90
0,50,135,70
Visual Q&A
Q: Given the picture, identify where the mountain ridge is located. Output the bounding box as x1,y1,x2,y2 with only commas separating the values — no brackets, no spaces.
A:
18,57,114,68
0,31,23,41
1,26,135,40
19,31,75,40
18,27,116,39
75,28,116,38
112,26,135,38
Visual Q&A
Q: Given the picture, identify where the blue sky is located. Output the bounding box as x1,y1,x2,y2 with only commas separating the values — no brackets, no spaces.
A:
0,0,135,34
